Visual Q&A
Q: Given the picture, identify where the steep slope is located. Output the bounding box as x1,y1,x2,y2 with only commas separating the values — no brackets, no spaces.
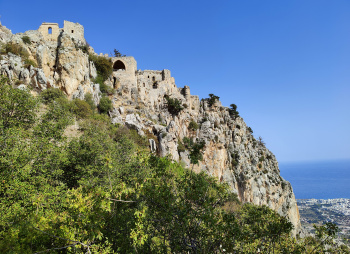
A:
0,21,301,235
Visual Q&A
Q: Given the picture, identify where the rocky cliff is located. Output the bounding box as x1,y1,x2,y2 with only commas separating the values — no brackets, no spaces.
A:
0,21,301,235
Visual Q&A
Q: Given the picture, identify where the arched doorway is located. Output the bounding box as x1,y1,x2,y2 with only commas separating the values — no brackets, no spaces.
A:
113,60,126,71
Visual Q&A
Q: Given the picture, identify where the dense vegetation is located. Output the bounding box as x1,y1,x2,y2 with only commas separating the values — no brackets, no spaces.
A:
0,75,348,253
164,95,184,115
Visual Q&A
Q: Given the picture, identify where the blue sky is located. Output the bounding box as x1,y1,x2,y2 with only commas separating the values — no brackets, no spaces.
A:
1,0,350,163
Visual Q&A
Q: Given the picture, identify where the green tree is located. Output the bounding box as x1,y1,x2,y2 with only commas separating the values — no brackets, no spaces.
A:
207,93,220,107
229,103,240,119
40,87,65,104
164,95,184,115
0,76,38,130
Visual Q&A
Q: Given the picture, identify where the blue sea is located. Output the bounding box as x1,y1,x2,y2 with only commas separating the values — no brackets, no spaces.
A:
279,159,350,199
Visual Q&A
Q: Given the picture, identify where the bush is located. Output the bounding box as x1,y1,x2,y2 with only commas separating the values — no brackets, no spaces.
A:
75,44,89,54
1,42,29,58
164,95,184,115
84,93,95,110
98,96,112,114
21,36,31,45
40,88,65,104
24,59,37,68
71,99,93,119
207,93,220,107
99,82,114,95
177,139,186,153
229,104,240,119
88,54,112,81
247,126,253,134
188,119,199,131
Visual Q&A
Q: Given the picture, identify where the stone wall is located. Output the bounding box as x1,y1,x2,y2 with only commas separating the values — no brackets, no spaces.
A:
38,23,60,41
63,20,85,44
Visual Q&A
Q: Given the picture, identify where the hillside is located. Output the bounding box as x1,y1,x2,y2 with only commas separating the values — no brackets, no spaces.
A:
0,20,302,233
2,20,350,254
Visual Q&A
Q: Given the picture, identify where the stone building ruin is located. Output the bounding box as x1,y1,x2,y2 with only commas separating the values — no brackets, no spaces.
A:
38,20,85,43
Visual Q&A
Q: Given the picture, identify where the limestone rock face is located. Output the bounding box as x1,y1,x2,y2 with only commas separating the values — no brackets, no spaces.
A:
0,22,97,97
0,21,301,236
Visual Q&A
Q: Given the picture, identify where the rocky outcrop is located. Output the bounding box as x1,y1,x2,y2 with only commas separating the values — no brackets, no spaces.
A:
0,21,301,235
0,22,97,98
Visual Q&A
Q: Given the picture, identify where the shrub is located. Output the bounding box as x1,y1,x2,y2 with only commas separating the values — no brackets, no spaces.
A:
229,104,240,119
71,99,92,119
24,59,37,68
231,151,239,168
247,126,253,134
40,88,65,104
88,54,112,81
259,156,265,162
177,139,186,153
207,93,220,107
98,96,112,114
182,137,193,149
164,95,184,115
1,42,29,58
84,93,95,110
258,136,265,147
188,119,199,131
99,82,114,95
21,36,31,45
113,49,125,57
75,44,89,54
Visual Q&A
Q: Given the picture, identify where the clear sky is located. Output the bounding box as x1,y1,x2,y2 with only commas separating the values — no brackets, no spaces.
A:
1,0,349,163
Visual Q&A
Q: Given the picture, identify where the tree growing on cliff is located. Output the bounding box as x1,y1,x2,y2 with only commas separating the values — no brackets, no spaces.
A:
164,95,184,115
229,103,240,119
207,93,220,107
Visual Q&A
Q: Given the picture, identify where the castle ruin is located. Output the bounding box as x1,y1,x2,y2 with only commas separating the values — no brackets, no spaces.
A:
38,20,85,43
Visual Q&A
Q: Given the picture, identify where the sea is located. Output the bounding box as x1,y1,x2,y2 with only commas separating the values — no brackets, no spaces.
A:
279,159,350,199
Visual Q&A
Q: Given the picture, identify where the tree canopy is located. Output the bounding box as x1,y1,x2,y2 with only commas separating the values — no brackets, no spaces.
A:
0,75,348,253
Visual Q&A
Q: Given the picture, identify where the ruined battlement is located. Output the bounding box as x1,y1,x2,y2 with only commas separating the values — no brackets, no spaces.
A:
38,20,85,43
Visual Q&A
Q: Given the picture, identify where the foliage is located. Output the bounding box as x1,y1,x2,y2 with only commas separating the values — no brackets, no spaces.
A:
231,151,239,168
24,58,37,68
75,43,89,54
89,54,112,81
100,82,114,95
98,96,113,114
229,103,240,119
0,75,346,253
182,137,205,165
21,35,31,44
112,49,125,57
188,119,199,131
207,93,220,107
0,77,38,130
84,93,95,110
164,95,184,115
70,98,93,119
0,42,29,58
258,136,265,147
247,126,253,134
177,139,186,153
40,87,65,104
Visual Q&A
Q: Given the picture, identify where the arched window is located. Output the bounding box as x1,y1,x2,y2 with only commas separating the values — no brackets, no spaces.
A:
113,60,126,71
48,27,52,34
71,30,74,33
152,76,155,81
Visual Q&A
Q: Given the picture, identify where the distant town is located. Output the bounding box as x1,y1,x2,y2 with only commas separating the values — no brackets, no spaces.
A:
297,199,350,244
